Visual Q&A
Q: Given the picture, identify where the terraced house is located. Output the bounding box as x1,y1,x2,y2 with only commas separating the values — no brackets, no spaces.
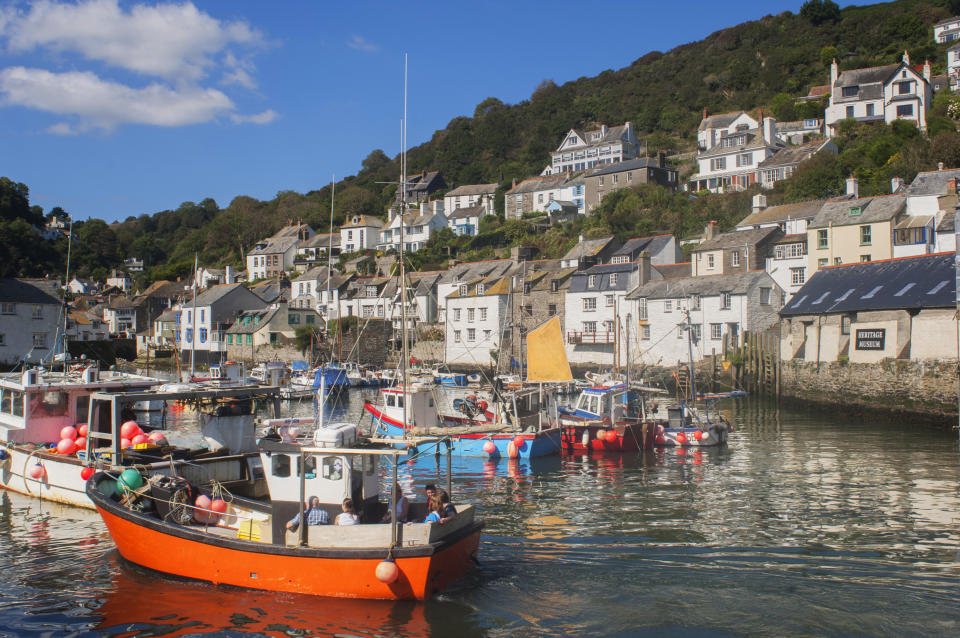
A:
444,272,512,365
544,122,641,175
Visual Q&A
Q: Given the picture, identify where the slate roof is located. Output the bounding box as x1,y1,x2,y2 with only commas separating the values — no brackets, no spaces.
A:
293,266,332,283
612,234,673,259
694,227,781,252
698,111,743,131
653,263,692,279
758,139,835,169
779,253,956,317
249,236,298,255
698,130,780,159
807,194,905,230
226,308,280,334
156,308,178,322
936,214,955,233
934,16,960,27
445,273,511,299
735,199,825,229
446,184,497,197
182,283,249,308
507,174,581,195
567,263,637,293
301,233,340,248
107,296,137,310
585,157,667,178
341,215,384,229
625,270,774,300
903,168,960,197
272,224,313,239
448,205,485,220
561,236,617,261
834,64,901,88
0,279,60,305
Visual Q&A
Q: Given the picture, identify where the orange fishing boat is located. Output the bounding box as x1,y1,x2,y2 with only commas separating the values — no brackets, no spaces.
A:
87,424,482,600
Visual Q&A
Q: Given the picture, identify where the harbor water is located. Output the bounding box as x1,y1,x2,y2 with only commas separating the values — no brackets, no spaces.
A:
1,391,958,637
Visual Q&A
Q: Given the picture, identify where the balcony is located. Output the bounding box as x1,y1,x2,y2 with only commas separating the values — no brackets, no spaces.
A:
567,331,615,345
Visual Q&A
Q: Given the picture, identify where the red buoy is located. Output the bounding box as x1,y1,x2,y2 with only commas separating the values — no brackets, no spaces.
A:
120,421,141,439
694,430,703,441
77,424,88,438
57,439,77,455
60,426,77,441
80,467,94,481
603,429,618,443
676,432,687,445
376,559,399,584
482,440,496,455
655,434,665,445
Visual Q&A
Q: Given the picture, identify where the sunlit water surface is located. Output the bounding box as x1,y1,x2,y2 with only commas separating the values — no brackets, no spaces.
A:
1,391,958,637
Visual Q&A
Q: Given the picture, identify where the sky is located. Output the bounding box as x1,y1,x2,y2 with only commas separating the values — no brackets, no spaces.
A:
0,0,855,224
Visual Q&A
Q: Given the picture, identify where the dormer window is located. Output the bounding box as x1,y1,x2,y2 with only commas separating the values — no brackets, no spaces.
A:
849,206,862,217
841,85,859,97
476,283,485,295
459,284,468,295
567,135,578,146
588,275,598,287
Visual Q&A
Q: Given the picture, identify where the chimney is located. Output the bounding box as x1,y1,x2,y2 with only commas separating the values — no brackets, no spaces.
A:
578,234,585,244
830,58,839,87
763,116,776,145
225,265,234,284
420,202,427,215
891,176,904,193
512,178,517,188
600,124,608,136
902,50,910,66
846,175,859,199
638,251,652,286
704,221,719,241
658,150,666,168
752,194,767,213
702,107,708,120
947,178,957,195
939,162,944,172
421,170,426,179
923,59,931,82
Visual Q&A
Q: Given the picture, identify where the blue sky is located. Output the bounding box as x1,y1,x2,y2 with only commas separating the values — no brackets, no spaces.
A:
1,0,849,223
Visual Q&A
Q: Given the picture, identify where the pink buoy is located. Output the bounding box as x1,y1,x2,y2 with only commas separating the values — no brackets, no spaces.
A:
74,436,86,450
210,498,228,514
148,431,165,443
28,463,45,479
80,466,94,481
507,441,518,459
194,494,213,524
655,434,665,445
131,434,149,446
482,440,496,455
77,424,88,438
676,432,687,445
57,439,77,455
120,421,141,439
60,426,77,441
375,559,399,584
120,437,132,449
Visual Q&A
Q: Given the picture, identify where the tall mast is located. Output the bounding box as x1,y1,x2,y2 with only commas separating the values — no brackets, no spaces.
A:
327,175,336,361
400,53,409,433
61,216,73,370
685,308,697,403
190,253,198,378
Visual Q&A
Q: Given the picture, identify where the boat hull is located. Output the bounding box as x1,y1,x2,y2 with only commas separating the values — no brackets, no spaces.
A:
559,421,656,453
366,403,562,459
657,424,727,447
0,446,91,508
90,490,481,600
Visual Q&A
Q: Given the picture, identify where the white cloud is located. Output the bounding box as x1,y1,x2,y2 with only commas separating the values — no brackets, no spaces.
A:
230,109,278,125
46,122,78,135
2,0,262,82
346,35,379,53
0,66,235,130
221,51,257,90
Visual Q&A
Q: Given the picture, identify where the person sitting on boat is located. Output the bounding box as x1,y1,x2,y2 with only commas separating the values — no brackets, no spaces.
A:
421,495,444,524
382,485,409,523
437,489,457,524
424,483,437,501
286,496,329,530
335,498,359,525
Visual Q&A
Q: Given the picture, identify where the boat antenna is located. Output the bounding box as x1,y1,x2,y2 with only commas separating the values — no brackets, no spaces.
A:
399,52,409,437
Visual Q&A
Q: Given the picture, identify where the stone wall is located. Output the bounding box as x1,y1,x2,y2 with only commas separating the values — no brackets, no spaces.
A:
779,358,958,421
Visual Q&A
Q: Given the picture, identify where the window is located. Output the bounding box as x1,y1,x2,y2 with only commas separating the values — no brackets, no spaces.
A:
454,309,461,321
459,284,468,295
858,225,872,246
691,295,701,311
199,309,205,323
199,328,208,343
609,273,618,286
480,308,487,321
711,323,722,340
272,454,291,478
896,104,914,117
583,321,597,333
841,315,852,335
0,332,4,346
606,294,615,307
638,298,648,320
710,157,726,171
676,326,684,339
731,250,740,267
846,105,854,118
860,254,871,262
760,287,771,305
866,103,875,117
613,174,619,184
467,308,475,322
362,305,373,318
736,153,752,167
897,81,913,95
467,329,475,342
376,305,384,317
33,333,47,349
849,206,861,217
790,268,805,285
664,300,672,313
583,297,596,312
524,304,533,316
707,254,715,269
834,257,842,265
32,305,43,320
842,85,859,97
588,275,597,287
454,330,461,343
548,304,557,316
0,303,14,314
246,334,252,344
599,176,605,186
227,334,233,345
551,280,559,293
641,325,650,340
818,258,828,268
817,229,828,249
691,324,702,343
721,292,732,309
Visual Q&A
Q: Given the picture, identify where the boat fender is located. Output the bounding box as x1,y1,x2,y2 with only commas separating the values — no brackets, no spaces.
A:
694,430,703,441
482,441,496,455
80,467,94,481
603,430,618,443
581,431,590,448
28,462,45,479
476,400,488,412
676,432,687,445
507,441,518,459
376,558,399,584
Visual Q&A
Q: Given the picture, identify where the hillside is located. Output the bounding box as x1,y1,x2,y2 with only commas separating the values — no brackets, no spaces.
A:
6,0,960,282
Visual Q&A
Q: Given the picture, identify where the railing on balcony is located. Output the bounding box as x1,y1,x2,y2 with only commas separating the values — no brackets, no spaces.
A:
567,331,615,345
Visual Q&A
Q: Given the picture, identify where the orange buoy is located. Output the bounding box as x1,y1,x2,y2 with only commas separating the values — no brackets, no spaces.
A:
507,441,518,459
80,466,94,481
603,429,618,443
694,430,703,441
482,440,496,455
676,432,687,445
476,400,488,412
595,429,606,442
376,559,399,583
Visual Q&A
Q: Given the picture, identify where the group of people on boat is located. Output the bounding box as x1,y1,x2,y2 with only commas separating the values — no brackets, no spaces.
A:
286,482,457,530
286,496,359,529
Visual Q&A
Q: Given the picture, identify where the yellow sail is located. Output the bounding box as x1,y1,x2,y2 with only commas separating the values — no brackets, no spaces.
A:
525,315,573,382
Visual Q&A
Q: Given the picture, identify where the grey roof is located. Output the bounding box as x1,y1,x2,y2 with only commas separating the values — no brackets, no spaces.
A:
341,214,384,229
249,281,282,303
736,199,825,228
156,308,178,322
0,279,60,305
758,139,836,170
834,64,901,88
698,112,742,131
226,308,280,334
935,16,960,27
183,283,246,308
808,194,905,230
904,168,960,197
626,270,774,300
446,183,497,197
272,224,313,239
449,205,485,220
293,266,331,283
301,233,340,248
568,263,637,293
584,157,667,178
561,236,616,261
780,253,955,317
937,214,955,233
775,120,822,132
612,234,673,258
249,236,298,255
507,174,580,195
107,296,136,310
698,131,781,159
694,227,781,252
653,263,692,279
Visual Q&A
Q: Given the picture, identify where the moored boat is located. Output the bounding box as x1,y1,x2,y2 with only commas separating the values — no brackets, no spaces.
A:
86,425,483,600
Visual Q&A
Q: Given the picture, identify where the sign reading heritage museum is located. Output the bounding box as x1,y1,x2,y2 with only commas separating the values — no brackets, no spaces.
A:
855,328,885,351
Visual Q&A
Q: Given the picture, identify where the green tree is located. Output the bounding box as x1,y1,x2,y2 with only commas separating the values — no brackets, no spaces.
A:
820,45,838,68
769,93,797,122
800,0,841,26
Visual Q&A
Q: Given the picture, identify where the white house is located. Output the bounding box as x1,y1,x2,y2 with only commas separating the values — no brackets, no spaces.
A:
105,269,132,293
624,271,784,365
691,111,782,192
0,279,61,365
444,273,511,365
564,262,644,366
505,174,585,220
756,139,838,189
66,277,96,295
377,205,447,253
544,122,642,175
824,54,932,136
934,16,960,43
443,184,497,217
246,236,300,281
177,283,267,364
447,205,486,236
66,309,109,341
436,260,512,324
340,215,383,254
900,166,960,256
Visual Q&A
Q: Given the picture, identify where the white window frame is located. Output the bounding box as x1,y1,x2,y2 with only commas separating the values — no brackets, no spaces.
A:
583,297,597,312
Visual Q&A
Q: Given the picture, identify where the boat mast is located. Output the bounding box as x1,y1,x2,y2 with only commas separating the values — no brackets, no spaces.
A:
61,216,73,371
326,175,338,363
685,308,697,403
400,53,409,434
190,253,198,378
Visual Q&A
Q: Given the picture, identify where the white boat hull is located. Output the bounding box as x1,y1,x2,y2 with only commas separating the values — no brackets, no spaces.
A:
0,446,92,509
